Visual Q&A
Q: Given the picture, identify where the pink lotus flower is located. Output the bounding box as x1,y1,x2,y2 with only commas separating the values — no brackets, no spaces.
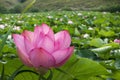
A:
13,24,74,68
114,39,120,43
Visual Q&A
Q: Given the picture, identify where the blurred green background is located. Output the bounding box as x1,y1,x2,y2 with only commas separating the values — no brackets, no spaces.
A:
0,0,120,13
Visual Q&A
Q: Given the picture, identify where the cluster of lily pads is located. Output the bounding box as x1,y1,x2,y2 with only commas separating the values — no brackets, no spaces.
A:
0,11,120,80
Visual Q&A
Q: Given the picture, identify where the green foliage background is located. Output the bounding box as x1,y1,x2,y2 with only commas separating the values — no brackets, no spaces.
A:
0,0,120,80
0,11,120,80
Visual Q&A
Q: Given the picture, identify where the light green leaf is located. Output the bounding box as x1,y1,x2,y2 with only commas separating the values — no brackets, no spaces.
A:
111,70,120,80
89,38,104,47
91,46,112,54
52,54,108,80
98,30,115,37
91,46,112,59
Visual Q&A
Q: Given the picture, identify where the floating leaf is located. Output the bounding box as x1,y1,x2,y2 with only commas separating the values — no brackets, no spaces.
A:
98,30,115,37
89,38,104,47
75,49,96,59
53,54,108,80
91,46,112,54
91,46,112,59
